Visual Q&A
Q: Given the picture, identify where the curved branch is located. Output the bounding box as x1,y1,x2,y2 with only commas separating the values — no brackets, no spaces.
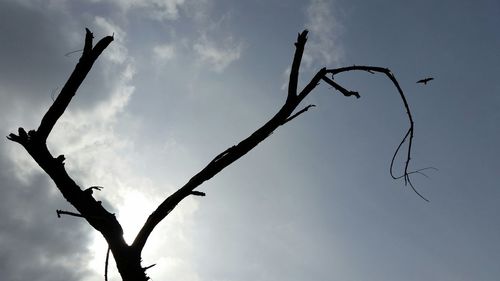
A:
390,128,411,181
325,66,430,200
132,30,429,253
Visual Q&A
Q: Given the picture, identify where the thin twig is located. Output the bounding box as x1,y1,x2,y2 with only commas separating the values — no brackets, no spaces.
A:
389,129,411,182
282,104,316,124
56,210,84,218
321,76,360,98
407,177,429,202
64,49,83,57
85,185,104,195
190,191,206,196
143,264,156,270
105,246,110,281
392,167,439,180
323,66,433,200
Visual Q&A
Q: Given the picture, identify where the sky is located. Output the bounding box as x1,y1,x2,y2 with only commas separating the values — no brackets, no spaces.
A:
0,0,499,280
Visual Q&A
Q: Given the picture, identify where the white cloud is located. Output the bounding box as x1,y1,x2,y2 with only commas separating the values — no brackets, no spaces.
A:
94,16,125,39
303,0,344,67
153,43,176,60
182,0,211,22
153,256,201,281
11,0,70,13
193,36,242,73
96,0,187,21
150,0,186,20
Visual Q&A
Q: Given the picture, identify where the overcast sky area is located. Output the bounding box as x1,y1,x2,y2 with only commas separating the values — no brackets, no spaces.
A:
1,0,499,280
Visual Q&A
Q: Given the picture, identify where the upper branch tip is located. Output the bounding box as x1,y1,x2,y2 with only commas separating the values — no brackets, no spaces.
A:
85,28,94,38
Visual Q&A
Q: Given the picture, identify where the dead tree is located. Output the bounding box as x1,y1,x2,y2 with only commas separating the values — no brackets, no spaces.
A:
7,29,428,281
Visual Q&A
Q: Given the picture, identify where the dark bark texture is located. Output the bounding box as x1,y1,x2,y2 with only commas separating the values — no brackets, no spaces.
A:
8,29,425,281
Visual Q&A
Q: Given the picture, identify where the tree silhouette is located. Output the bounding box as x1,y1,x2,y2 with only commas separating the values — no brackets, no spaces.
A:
7,29,427,281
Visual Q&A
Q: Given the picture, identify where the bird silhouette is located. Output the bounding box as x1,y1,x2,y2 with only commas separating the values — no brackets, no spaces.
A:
417,77,434,85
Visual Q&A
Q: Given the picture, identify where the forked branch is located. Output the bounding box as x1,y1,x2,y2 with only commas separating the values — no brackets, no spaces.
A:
7,28,430,281
132,29,429,253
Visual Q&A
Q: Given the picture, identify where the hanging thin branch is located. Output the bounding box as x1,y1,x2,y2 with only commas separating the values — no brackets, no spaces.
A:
105,246,110,281
323,66,435,201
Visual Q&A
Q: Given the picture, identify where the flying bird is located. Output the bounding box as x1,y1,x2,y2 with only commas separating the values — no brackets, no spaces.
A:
417,77,434,85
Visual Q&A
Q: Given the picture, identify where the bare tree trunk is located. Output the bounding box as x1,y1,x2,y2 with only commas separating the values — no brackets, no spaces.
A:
8,29,425,281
